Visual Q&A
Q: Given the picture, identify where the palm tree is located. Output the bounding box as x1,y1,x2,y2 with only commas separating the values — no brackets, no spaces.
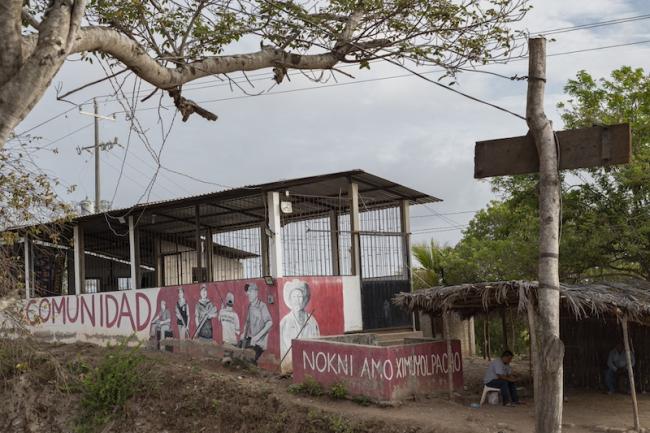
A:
411,240,451,289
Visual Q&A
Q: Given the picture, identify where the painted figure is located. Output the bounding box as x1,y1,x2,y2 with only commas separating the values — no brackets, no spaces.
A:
150,300,172,350
175,287,190,339
240,283,272,364
219,292,240,346
194,285,217,340
280,279,320,368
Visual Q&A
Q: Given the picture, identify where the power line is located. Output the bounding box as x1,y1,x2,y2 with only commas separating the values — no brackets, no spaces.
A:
16,11,650,135
101,38,650,116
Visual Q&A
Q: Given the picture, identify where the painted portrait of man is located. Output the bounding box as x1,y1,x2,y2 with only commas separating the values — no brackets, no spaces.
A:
280,279,320,369
194,285,217,340
239,283,272,364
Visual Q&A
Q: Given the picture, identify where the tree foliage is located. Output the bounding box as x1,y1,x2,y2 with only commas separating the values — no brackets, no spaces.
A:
414,66,650,286
2,0,530,144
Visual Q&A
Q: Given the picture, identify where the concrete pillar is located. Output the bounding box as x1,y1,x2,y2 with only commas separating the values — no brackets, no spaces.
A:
399,200,412,281
349,182,361,276
154,237,162,287
128,216,141,290
206,227,214,282
267,191,283,278
73,225,85,295
23,235,31,299
330,210,340,275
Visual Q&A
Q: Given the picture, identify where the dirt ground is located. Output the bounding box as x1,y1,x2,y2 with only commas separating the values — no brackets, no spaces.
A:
1,340,649,433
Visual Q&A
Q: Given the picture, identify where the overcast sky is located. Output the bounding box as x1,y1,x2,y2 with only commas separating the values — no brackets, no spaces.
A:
14,0,650,246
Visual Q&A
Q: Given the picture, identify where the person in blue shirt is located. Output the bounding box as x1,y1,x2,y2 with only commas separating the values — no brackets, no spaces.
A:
483,350,521,406
605,343,635,394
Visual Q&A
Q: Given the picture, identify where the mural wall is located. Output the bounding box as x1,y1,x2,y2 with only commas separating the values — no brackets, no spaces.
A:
16,276,356,372
292,337,463,402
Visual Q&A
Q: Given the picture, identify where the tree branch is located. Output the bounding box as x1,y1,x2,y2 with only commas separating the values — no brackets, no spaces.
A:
21,7,41,30
23,26,340,90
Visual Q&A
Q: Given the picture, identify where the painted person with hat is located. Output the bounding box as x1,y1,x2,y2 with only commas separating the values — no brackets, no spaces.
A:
218,292,240,346
194,285,218,340
240,283,272,363
280,279,320,369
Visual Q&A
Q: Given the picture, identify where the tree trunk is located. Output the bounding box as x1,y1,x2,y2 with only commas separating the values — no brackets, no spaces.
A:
526,37,564,433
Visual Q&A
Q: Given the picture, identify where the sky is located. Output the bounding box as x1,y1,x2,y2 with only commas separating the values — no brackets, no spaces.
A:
13,0,650,247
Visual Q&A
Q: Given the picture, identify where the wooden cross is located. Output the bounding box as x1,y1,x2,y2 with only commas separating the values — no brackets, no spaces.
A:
474,123,631,179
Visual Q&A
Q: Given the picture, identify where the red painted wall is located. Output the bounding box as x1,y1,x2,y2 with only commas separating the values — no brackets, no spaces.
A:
292,338,463,401
155,276,345,371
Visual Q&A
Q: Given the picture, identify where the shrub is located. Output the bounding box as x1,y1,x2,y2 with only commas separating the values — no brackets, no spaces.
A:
287,376,324,397
329,382,348,400
76,340,145,432
328,415,354,433
352,395,371,406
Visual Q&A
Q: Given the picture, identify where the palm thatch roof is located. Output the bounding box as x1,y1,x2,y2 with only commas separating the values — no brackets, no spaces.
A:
393,280,650,324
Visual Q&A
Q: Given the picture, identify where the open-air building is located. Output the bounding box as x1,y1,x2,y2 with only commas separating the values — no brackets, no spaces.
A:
3,169,440,372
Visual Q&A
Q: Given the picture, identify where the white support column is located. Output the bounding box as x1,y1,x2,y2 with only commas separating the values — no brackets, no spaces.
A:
400,200,412,281
73,225,85,295
23,235,31,299
329,210,340,276
349,182,361,276
128,215,141,290
267,191,284,278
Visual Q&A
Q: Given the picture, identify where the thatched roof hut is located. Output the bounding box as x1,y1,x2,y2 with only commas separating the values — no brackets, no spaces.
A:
394,280,650,324
394,280,650,393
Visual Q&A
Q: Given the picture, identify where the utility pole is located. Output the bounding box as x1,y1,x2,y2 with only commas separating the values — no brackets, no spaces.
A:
526,37,563,433
78,99,117,213
94,98,100,212
473,37,631,433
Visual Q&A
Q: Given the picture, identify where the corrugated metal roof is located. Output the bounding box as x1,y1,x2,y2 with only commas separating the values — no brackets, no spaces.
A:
77,169,441,222
5,169,441,233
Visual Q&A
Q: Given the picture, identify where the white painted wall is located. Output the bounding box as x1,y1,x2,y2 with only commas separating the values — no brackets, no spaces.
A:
341,275,363,332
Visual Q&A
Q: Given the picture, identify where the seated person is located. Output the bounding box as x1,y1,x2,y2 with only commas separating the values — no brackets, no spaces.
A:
605,343,634,394
483,350,520,406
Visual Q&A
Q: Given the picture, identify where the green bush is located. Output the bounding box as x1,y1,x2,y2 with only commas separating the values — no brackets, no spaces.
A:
328,415,354,433
76,340,145,432
329,382,348,400
287,376,324,397
352,395,371,406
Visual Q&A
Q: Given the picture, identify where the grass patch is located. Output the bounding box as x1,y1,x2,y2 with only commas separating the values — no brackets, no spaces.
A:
288,376,324,397
329,382,348,400
352,395,372,406
75,340,145,433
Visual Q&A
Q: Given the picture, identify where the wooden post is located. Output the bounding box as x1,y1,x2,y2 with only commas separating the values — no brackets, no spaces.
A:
443,312,454,400
483,314,489,360
501,308,509,351
527,37,564,433
621,316,641,431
